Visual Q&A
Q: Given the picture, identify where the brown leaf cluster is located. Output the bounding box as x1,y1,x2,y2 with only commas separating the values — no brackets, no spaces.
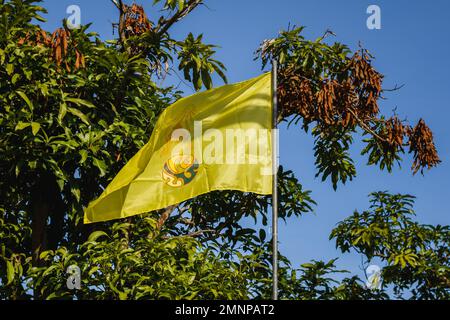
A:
407,119,441,174
386,116,405,148
348,52,382,120
277,67,315,121
373,116,407,156
278,51,440,174
122,4,152,37
18,27,85,72
278,51,382,128
18,29,51,46
50,28,85,72
316,79,359,127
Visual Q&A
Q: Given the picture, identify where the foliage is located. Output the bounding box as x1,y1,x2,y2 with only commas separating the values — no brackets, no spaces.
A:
331,192,450,299
257,27,440,189
177,33,227,91
0,0,446,300
28,218,248,300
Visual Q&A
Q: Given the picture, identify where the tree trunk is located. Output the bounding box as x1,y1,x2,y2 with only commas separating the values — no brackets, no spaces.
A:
31,182,49,267
30,172,65,298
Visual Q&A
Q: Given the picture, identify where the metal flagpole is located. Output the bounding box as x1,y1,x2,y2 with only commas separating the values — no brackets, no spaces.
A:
271,59,279,300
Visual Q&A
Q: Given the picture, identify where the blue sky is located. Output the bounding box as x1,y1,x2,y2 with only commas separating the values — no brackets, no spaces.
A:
41,0,450,280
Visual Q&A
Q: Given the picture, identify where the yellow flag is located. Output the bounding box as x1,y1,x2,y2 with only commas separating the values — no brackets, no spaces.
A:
84,72,272,223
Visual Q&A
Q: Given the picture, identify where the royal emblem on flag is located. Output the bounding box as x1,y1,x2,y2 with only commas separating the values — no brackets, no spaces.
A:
162,155,199,187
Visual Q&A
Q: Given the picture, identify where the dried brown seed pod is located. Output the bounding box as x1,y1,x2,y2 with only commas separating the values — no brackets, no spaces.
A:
123,4,152,38
408,119,441,174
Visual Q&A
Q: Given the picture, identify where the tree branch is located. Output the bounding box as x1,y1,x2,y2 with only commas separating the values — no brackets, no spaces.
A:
382,83,405,92
162,229,216,239
347,108,388,143
155,0,203,37
156,205,176,230
110,0,120,10
117,0,126,44
111,0,126,44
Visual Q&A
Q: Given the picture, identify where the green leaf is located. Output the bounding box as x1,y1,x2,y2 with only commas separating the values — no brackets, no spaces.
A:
39,251,54,260
12,73,20,84
6,63,14,75
93,158,107,177
24,69,32,80
201,69,212,89
178,0,184,11
39,83,49,96
6,260,15,285
79,150,88,164
119,291,128,300
46,292,63,300
35,15,47,23
58,103,67,123
259,229,266,242
31,122,41,136
88,266,100,276
0,49,5,65
28,160,37,169
71,187,80,202
15,122,30,131
65,98,96,109
42,264,59,277
67,107,90,125
16,91,34,111
87,231,109,242
56,179,65,191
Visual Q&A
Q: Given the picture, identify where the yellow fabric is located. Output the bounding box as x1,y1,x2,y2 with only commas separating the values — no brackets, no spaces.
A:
84,72,272,223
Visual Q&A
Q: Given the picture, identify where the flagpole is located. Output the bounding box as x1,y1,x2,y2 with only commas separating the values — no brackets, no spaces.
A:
271,59,279,300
